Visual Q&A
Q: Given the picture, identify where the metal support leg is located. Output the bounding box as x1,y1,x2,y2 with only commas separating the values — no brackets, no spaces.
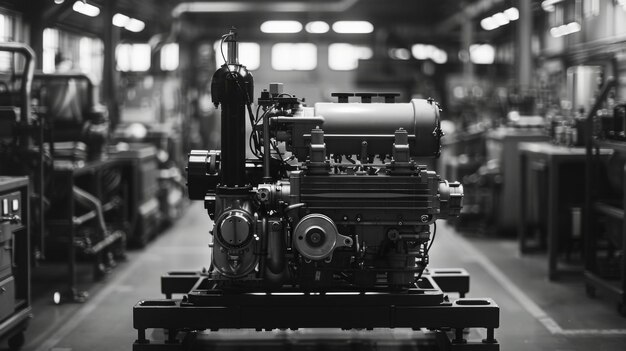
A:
548,158,559,280
452,328,466,344
519,152,528,253
483,328,497,344
136,329,147,344
167,329,177,344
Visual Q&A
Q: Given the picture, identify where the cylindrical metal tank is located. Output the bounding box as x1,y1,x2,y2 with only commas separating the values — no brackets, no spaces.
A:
313,99,441,157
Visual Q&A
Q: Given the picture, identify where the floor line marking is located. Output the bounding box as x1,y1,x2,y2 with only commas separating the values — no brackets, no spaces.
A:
450,229,626,336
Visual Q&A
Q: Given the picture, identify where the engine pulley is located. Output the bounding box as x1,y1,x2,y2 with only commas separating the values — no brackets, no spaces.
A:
293,214,353,261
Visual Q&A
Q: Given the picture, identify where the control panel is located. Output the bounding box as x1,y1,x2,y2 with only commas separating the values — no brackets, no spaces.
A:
0,191,22,232
1,191,21,281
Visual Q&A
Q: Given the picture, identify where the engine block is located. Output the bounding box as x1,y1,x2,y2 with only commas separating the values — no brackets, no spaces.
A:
186,30,463,291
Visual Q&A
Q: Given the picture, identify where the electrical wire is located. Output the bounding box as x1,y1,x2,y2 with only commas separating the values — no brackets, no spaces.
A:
415,222,437,286
426,222,437,254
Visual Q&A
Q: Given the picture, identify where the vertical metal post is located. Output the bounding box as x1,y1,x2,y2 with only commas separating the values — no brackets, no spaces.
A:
517,0,533,90
461,16,474,83
26,1,44,70
67,174,77,298
102,0,120,127
519,152,528,253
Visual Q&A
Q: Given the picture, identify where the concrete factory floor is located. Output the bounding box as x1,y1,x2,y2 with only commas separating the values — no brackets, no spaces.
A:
3,202,626,351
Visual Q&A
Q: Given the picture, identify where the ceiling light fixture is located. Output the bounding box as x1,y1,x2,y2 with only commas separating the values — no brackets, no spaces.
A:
72,1,100,17
492,13,510,26
305,21,330,34
503,7,519,21
112,13,130,27
260,20,303,33
541,0,565,12
125,18,145,33
550,21,581,37
480,17,498,31
480,7,519,31
332,21,374,34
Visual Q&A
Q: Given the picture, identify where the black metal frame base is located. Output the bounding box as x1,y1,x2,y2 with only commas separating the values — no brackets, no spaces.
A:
133,268,498,350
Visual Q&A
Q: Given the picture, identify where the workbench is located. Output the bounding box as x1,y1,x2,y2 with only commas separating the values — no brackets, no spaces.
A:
518,142,613,280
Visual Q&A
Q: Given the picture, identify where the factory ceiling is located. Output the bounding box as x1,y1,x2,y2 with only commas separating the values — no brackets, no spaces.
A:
10,0,519,44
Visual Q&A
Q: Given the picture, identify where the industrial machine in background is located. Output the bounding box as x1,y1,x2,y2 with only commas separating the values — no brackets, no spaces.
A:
0,43,44,264
29,72,127,301
134,30,500,350
0,42,170,304
111,73,187,232
108,144,161,247
0,177,31,351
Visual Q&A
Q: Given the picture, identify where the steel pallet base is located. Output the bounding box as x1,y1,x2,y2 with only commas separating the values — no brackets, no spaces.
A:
133,268,499,350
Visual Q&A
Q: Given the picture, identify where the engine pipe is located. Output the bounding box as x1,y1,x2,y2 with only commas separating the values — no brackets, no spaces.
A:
211,29,254,188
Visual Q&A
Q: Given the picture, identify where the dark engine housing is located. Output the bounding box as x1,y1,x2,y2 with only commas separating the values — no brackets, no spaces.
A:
186,30,463,291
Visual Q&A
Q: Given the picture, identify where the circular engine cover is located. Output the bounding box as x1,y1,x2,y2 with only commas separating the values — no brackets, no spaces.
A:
215,209,254,248
294,214,343,260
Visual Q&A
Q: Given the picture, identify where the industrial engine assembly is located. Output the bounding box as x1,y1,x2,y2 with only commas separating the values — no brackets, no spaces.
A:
133,30,499,350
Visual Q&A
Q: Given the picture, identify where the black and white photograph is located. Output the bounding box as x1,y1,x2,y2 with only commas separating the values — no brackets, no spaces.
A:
0,0,625,350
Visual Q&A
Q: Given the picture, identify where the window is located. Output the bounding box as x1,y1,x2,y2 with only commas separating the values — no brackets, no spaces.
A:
469,44,495,64
79,36,104,83
116,43,151,72
0,13,8,42
213,41,260,70
584,0,600,18
78,37,93,77
271,43,316,71
43,28,103,80
42,28,59,73
0,13,15,71
328,43,372,70
160,43,179,71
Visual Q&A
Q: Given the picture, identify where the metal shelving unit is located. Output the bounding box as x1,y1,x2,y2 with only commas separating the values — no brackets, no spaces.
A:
583,79,626,315
585,139,626,314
